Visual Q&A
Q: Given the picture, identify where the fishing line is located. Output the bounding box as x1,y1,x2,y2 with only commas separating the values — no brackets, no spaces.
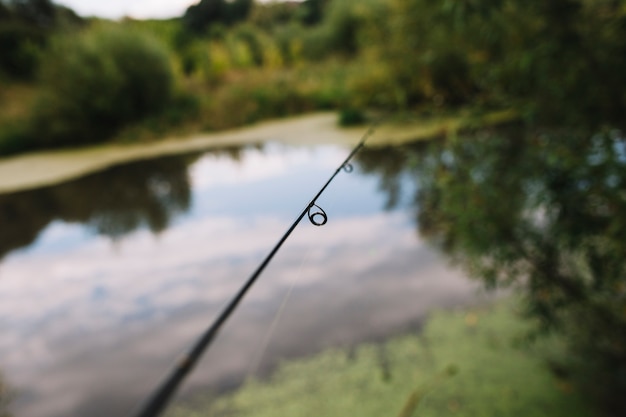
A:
245,177,345,379
244,237,323,380
130,123,378,417
244,271,297,380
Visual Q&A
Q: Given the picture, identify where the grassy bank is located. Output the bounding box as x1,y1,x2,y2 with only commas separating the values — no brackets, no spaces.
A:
3,0,624,156
169,299,593,417
0,109,518,194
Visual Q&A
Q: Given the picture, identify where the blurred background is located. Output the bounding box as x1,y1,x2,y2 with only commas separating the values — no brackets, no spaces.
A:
0,1,625,417
1,0,624,153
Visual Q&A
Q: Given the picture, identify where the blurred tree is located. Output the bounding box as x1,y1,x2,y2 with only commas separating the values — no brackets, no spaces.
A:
386,0,626,125
324,0,359,54
224,0,253,24
248,1,299,29
0,2,11,20
356,127,626,415
9,0,56,27
298,0,327,25
233,24,265,65
183,0,252,33
33,26,175,146
0,0,82,79
184,0,225,33
0,21,42,78
298,0,389,59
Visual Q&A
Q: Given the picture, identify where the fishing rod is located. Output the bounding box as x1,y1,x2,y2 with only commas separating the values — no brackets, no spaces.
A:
130,124,378,417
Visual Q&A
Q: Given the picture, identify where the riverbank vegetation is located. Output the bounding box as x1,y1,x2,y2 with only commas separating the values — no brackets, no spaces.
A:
356,125,626,416
1,0,625,155
169,300,593,417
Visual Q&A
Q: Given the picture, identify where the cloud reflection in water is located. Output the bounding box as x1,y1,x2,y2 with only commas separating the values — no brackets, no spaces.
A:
0,143,484,417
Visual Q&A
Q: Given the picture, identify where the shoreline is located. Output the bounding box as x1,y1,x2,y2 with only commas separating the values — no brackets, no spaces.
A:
0,110,516,194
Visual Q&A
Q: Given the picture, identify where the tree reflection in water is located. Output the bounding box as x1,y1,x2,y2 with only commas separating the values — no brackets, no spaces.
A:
0,146,247,261
357,126,626,414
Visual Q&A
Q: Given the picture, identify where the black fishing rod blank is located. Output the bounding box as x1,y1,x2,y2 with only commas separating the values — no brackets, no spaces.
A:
130,125,377,417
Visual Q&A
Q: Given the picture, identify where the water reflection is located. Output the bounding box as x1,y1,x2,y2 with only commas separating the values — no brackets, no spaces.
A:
6,129,624,416
358,126,626,411
0,372,11,417
0,146,253,260
0,142,485,417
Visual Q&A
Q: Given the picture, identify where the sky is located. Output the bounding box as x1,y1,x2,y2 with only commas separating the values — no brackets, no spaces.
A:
53,0,288,20
53,0,202,20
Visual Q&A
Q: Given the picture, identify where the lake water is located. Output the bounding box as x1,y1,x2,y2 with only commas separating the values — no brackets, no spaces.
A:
0,139,489,417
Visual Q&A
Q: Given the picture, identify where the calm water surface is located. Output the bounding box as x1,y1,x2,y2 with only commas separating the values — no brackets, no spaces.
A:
0,141,486,417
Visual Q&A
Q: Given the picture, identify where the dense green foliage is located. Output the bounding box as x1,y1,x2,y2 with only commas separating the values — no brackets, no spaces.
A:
0,21,42,78
0,0,82,79
357,126,626,415
183,0,253,33
338,107,366,126
170,301,592,417
384,0,626,124
2,0,624,153
31,26,175,146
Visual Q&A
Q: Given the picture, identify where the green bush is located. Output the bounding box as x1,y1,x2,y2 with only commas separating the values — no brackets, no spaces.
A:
0,123,33,155
232,24,265,66
183,0,252,33
0,22,44,79
338,107,366,126
355,126,626,414
389,0,626,123
33,25,175,147
248,1,299,29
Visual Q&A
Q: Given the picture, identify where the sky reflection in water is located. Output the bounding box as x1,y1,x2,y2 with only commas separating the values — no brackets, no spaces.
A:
0,143,483,417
